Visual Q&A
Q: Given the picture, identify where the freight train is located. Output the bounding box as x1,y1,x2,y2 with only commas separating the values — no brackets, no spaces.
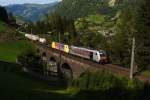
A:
24,34,108,64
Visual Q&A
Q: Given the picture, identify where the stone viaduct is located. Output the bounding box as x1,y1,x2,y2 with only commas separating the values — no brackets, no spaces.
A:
35,43,109,79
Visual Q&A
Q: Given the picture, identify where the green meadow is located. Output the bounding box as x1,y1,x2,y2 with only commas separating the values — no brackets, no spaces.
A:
0,40,34,62
0,21,6,33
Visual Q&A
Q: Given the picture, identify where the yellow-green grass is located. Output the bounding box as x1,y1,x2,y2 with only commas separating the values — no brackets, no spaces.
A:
0,21,6,33
142,70,150,77
86,14,105,25
0,40,34,62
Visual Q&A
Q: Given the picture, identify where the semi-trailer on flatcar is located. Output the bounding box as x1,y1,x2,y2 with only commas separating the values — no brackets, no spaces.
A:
25,34,39,41
39,38,46,43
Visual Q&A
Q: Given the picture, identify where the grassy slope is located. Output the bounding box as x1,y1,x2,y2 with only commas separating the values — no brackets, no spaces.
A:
0,21,6,33
0,21,14,33
54,0,120,19
142,70,150,77
0,40,34,62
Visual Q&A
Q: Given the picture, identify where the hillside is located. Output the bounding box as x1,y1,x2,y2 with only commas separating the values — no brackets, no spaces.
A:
0,21,6,33
0,21,34,62
54,0,125,19
0,21,16,42
6,2,59,22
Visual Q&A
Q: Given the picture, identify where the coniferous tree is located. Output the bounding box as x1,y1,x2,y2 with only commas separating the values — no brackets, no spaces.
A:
134,0,150,71
0,6,9,23
112,1,134,67
112,0,150,71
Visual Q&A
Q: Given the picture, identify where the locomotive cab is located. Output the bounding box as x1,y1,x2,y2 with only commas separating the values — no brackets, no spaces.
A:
93,51,100,63
51,42,56,48
99,51,108,64
64,45,69,53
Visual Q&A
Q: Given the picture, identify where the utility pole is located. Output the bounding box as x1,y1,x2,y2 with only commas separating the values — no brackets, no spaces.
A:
25,24,28,33
58,32,61,63
31,28,32,34
58,32,62,77
130,37,135,79
59,32,60,45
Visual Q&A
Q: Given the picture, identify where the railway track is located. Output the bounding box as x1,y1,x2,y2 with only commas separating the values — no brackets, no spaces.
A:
36,42,150,84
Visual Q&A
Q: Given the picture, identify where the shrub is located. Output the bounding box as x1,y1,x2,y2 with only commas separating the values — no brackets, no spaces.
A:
69,70,144,91
68,70,147,100
17,49,44,73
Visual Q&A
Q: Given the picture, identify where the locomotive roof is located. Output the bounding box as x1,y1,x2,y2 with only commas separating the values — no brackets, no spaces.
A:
71,45,100,53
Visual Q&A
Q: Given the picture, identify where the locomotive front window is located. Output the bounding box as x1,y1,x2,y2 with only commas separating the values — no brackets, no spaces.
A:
100,53,105,57
99,52,106,57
